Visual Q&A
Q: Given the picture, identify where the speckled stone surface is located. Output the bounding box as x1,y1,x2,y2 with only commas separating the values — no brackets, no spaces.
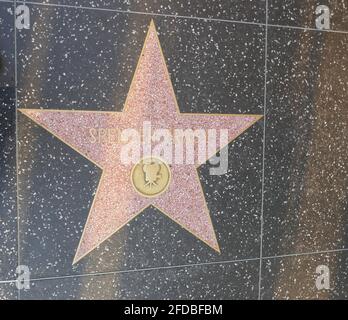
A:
0,88,17,282
269,0,348,31
0,282,17,300
264,28,348,257
262,251,348,299
0,1,347,300
0,1,17,284
23,0,266,23
21,261,259,300
0,2,14,87
17,6,265,113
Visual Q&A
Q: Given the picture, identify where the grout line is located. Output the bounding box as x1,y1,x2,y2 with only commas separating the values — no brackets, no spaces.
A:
15,0,264,27
19,248,348,284
11,0,348,34
0,279,17,284
0,280,17,284
13,0,20,301
264,248,348,260
1,247,347,285
268,22,348,34
258,0,268,301
28,257,261,283
28,248,348,282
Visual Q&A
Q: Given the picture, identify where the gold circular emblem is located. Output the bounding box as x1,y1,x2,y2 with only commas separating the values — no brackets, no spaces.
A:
131,157,171,198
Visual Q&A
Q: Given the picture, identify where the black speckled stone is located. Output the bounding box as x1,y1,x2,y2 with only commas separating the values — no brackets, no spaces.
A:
21,260,259,299
22,0,266,23
0,1,15,87
17,6,265,113
0,282,17,300
0,88,17,282
264,28,348,257
269,0,348,32
261,251,348,299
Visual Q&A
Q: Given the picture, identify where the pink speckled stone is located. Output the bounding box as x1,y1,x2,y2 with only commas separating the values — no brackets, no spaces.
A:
20,21,262,263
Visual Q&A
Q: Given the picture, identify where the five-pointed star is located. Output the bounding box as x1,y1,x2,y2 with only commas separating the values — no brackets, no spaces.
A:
20,20,262,264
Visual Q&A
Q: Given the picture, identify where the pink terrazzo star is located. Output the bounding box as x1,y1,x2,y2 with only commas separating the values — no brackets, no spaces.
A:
20,20,262,264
